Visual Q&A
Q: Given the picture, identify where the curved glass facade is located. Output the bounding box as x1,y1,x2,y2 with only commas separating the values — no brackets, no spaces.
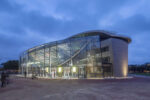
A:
19,32,117,79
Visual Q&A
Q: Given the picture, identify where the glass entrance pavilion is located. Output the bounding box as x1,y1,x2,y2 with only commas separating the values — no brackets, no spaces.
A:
19,30,131,79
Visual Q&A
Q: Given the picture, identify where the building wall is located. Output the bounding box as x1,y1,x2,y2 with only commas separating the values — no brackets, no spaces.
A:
111,38,128,77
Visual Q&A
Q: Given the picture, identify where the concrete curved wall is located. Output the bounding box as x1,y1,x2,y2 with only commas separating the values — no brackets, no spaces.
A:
111,38,128,77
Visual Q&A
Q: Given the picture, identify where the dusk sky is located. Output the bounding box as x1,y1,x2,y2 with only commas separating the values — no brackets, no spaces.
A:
0,0,150,65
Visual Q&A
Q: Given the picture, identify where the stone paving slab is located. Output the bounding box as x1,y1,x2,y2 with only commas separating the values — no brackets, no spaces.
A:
0,76,150,100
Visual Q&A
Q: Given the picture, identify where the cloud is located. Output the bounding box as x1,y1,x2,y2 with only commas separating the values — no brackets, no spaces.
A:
11,0,73,21
0,0,150,64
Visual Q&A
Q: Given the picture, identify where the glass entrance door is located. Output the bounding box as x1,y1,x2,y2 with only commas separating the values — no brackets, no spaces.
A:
63,67,70,79
78,67,85,78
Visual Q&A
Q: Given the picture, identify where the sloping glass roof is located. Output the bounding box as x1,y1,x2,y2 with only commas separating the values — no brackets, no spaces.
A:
25,30,131,54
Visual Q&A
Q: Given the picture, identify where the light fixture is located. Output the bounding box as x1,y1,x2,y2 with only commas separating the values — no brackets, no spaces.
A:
58,67,62,73
45,67,49,73
72,66,76,73
57,66,63,73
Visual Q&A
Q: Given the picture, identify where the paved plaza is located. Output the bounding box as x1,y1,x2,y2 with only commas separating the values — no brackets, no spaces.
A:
0,76,150,100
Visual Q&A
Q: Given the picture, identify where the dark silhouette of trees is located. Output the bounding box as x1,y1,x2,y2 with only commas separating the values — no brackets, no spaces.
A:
1,60,19,70
0,67,3,71
129,63,150,73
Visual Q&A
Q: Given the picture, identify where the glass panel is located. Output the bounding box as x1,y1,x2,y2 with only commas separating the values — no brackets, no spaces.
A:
86,37,103,78
50,45,57,78
28,51,36,75
19,33,114,78
57,42,70,65
36,48,44,76
101,39,113,77
45,47,50,77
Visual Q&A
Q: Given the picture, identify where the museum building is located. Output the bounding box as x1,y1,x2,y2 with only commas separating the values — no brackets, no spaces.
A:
19,30,131,79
